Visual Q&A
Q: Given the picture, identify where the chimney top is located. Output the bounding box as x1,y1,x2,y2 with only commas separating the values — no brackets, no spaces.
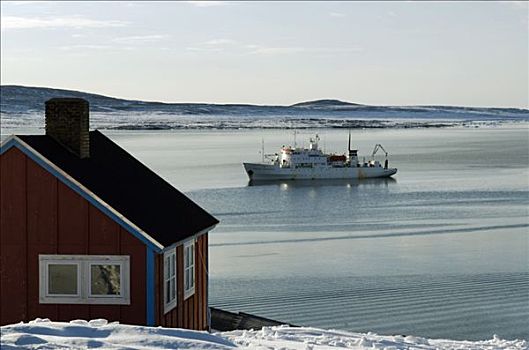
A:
45,98,90,158
46,97,88,102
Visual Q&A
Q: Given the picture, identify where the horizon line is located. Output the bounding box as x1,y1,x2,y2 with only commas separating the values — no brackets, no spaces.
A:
1,84,527,110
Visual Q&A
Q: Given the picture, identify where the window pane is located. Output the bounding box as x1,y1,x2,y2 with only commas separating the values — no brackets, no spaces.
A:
166,280,171,303
48,264,78,295
171,254,176,276
164,257,169,279
91,264,121,295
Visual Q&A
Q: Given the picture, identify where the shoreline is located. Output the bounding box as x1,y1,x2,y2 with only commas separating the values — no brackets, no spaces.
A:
1,118,528,138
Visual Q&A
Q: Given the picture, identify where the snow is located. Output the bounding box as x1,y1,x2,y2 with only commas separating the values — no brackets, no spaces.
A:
2,85,529,132
1,319,526,350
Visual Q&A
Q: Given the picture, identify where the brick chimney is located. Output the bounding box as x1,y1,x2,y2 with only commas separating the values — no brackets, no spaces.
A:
45,98,90,158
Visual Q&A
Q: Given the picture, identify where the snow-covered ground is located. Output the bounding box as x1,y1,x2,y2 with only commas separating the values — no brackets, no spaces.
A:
2,85,529,132
1,319,526,350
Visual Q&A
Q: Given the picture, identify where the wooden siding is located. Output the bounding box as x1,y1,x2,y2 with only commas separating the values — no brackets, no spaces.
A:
0,147,146,326
155,233,209,330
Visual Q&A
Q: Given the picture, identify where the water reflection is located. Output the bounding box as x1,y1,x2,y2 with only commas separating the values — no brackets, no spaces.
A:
248,177,397,188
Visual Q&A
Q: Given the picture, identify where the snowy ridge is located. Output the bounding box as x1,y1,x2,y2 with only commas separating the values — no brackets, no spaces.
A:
1,319,526,350
1,85,528,130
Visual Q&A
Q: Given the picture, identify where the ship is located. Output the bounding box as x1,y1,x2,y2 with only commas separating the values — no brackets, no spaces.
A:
243,133,397,181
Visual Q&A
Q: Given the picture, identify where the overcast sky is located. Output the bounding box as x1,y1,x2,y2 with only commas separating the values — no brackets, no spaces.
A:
1,1,528,107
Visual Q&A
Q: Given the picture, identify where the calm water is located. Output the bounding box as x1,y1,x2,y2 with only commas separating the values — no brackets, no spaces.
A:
5,126,528,340
107,126,529,341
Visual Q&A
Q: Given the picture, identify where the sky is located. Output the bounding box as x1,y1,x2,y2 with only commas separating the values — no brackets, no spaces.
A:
1,1,528,108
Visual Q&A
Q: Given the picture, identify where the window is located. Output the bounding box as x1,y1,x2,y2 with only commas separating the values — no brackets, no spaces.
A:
89,262,123,297
39,255,130,305
183,239,195,299
163,248,177,313
47,262,80,297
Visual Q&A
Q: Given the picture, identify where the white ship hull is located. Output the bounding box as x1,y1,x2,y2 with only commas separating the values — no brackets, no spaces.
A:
243,163,397,181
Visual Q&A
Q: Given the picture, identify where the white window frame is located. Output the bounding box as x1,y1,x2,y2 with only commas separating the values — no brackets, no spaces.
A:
163,247,177,314
183,239,195,300
39,255,130,305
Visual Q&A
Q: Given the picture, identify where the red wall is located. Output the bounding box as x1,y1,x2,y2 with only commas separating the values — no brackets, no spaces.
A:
155,234,209,330
1,147,146,326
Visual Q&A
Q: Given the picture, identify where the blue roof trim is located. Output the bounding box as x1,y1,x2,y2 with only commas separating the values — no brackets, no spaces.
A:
1,138,163,253
0,138,17,154
146,247,155,326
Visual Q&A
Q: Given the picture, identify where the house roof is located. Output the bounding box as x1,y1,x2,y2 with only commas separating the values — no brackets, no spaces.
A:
17,130,218,248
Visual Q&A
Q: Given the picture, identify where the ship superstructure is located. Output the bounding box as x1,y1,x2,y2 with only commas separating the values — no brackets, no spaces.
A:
243,133,397,181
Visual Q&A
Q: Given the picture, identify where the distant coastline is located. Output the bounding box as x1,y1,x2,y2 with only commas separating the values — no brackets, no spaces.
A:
1,85,528,131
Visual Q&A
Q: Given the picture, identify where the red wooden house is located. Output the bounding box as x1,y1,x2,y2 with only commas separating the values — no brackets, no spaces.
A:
0,98,218,330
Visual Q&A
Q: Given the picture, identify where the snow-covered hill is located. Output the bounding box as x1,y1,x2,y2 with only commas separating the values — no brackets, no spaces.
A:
1,85,528,130
1,319,526,350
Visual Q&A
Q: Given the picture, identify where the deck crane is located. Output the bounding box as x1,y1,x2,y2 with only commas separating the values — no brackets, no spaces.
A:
371,144,390,169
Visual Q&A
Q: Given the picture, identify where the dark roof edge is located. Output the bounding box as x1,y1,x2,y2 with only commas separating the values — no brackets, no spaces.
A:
90,130,219,227
161,223,217,252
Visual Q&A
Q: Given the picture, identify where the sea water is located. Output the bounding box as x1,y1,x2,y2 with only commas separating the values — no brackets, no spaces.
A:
107,126,529,341
4,125,528,340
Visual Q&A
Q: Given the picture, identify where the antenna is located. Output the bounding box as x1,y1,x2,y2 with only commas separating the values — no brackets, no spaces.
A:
261,137,265,163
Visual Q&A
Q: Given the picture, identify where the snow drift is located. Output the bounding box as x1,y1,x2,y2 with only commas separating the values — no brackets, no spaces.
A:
1,319,526,350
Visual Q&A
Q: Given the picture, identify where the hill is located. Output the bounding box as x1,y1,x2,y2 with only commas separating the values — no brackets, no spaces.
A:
1,85,528,130
2,85,528,117
291,99,363,109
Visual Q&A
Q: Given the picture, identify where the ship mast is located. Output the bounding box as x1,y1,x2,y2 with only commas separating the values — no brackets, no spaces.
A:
261,137,265,163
